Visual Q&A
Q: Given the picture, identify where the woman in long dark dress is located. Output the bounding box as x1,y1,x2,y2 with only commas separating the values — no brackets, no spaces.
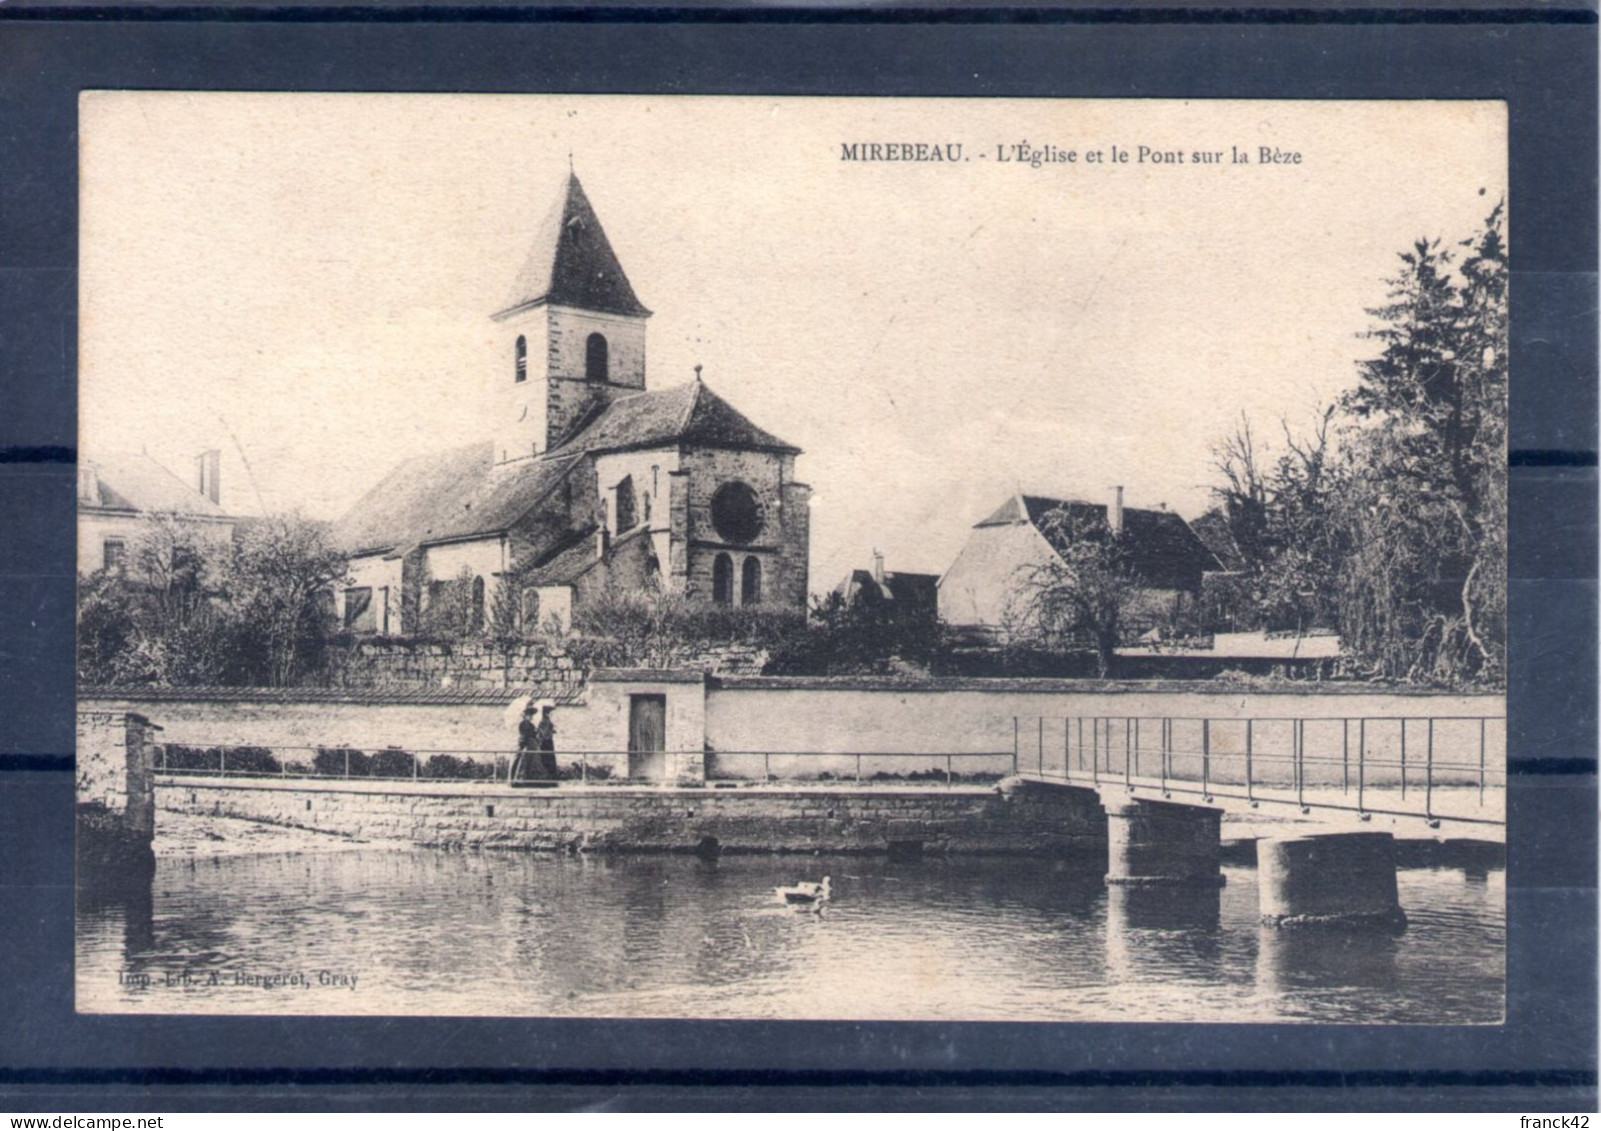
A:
534,704,558,779
512,705,540,781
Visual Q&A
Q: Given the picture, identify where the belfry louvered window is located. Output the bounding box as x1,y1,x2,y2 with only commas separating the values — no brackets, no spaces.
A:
586,333,609,382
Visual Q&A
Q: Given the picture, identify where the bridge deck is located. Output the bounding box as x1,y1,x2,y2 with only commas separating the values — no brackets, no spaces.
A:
1013,712,1505,840
1016,770,1505,842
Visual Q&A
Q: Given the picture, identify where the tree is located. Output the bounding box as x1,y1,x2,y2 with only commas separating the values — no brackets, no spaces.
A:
420,566,485,639
1334,204,1507,683
1201,204,1507,687
764,589,944,676
225,514,350,686
76,566,141,685
1015,507,1144,677
76,515,232,686
1208,407,1342,633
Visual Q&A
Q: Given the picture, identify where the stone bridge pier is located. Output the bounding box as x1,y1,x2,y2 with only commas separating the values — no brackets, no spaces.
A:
1257,832,1407,929
1103,798,1224,887
1085,785,1407,927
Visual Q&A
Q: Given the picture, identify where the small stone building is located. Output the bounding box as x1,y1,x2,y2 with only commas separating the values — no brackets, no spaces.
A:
938,489,1222,636
330,173,810,636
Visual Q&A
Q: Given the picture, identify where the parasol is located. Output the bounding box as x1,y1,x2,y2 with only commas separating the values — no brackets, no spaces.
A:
502,692,533,727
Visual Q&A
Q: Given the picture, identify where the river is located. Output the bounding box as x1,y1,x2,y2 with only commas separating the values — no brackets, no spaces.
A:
76,844,1504,1023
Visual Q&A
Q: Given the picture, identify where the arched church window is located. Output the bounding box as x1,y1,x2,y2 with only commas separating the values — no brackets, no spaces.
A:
586,333,609,382
514,335,527,384
712,553,734,606
741,556,762,605
520,588,541,632
615,475,637,532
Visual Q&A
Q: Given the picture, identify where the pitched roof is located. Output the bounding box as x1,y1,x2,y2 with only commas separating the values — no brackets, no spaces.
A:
519,525,603,587
1188,508,1249,573
81,451,231,518
554,378,800,457
496,173,651,320
834,569,940,608
330,441,583,557
334,380,796,557
978,493,1223,587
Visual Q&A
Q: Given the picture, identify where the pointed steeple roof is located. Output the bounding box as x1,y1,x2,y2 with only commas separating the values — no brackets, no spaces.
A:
495,173,651,320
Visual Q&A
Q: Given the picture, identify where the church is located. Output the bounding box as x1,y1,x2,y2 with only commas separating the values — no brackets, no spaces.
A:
330,173,811,636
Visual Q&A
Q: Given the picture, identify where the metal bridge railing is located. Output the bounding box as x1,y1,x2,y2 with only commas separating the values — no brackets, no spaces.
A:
704,750,1013,786
1012,714,1507,826
150,742,1015,788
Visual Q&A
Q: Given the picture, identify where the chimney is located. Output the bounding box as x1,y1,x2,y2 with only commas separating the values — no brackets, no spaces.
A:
1110,485,1125,536
871,549,885,584
195,449,221,505
76,462,98,505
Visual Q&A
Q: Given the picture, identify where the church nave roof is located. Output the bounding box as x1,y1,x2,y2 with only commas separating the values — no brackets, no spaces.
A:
553,378,800,458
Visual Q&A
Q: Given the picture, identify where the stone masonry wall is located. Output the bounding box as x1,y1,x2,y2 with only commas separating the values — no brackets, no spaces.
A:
330,639,584,691
77,710,158,878
328,638,768,692
158,777,1107,856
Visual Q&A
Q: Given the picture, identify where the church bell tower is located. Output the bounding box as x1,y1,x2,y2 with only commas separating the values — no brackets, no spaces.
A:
490,172,652,463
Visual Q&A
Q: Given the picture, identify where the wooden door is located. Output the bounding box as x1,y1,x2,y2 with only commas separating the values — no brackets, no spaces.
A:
628,694,667,781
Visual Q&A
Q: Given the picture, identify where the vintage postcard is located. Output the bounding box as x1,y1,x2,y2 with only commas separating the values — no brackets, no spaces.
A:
75,94,1507,1022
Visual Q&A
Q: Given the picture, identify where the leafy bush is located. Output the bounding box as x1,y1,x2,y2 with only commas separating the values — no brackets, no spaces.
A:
567,587,806,670
765,591,946,676
367,747,416,778
423,753,498,781
160,743,279,774
314,746,368,777
161,744,220,772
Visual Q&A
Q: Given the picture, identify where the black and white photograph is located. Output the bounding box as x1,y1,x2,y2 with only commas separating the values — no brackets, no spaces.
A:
74,93,1508,1023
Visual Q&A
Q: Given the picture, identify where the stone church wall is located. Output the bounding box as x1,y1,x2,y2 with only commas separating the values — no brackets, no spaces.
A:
682,447,807,610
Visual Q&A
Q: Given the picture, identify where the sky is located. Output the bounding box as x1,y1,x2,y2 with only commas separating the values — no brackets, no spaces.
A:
80,94,1506,591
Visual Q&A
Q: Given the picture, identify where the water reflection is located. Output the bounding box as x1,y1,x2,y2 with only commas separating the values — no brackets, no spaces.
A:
76,851,1505,1023
77,882,154,956
1103,884,1223,985
1255,924,1402,1010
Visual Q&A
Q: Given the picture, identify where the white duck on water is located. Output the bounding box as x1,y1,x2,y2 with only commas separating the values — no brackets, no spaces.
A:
774,877,831,907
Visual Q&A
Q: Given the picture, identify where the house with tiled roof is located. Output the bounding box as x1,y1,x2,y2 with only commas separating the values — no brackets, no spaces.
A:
330,173,811,636
937,488,1222,636
76,449,239,578
833,551,940,628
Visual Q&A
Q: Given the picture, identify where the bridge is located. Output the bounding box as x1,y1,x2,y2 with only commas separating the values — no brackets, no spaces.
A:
1010,711,1505,927
78,703,1504,929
